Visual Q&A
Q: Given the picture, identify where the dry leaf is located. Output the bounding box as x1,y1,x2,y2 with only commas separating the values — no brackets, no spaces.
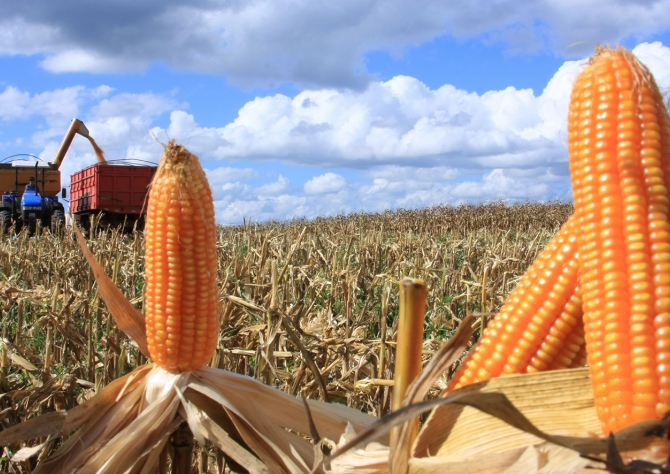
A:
74,225,149,356
10,441,49,463
187,405,269,474
414,368,601,460
10,353,38,371
0,411,67,447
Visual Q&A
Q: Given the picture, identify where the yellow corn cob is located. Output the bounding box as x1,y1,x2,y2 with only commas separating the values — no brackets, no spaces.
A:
569,337,588,368
568,46,670,432
144,141,219,372
527,282,584,372
447,214,582,390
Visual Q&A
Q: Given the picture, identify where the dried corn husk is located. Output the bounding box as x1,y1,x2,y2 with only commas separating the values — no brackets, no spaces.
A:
0,221,386,474
414,368,600,460
328,364,670,473
408,442,592,474
329,424,389,474
5,192,669,473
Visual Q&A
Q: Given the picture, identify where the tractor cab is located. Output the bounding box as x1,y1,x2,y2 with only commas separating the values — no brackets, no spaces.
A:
21,175,45,226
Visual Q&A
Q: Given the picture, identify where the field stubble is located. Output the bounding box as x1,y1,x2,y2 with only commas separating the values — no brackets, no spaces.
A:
0,201,572,471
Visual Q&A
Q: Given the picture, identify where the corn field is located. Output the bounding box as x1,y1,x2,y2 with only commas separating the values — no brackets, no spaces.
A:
0,201,572,472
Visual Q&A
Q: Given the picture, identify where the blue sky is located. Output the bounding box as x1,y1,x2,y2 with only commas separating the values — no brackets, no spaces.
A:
1,1,670,224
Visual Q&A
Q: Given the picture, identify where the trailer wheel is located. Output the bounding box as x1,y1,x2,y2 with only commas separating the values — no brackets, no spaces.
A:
76,214,91,237
0,210,10,235
51,209,65,235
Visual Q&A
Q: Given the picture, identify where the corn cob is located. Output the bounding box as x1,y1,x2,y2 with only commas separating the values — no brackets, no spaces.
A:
144,141,219,373
568,46,670,432
527,283,584,373
569,337,588,368
447,214,582,390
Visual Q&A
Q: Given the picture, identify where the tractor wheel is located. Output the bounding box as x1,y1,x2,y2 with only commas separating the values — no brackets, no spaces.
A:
51,209,65,235
0,210,10,235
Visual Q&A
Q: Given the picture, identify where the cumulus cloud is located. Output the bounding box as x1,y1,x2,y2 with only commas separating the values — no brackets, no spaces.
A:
304,173,348,194
2,41,668,224
160,72,575,170
208,165,563,224
1,1,669,87
0,85,102,123
179,41,669,223
205,166,258,184
368,165,459,181
257,175,290,196
0,83,177,195
634,41,670,88
0,87,32,120
160,42,669,171
214,194,310,224
89,93,179,121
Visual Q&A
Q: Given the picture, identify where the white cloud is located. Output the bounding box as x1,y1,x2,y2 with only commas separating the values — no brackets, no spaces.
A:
0,86,31,120
208,165,565,224
633,42,670,89
0,16,59,56
158,42,669,176
0,85,177,195
205,166,258,184
89,93,178,121
0,85,85,123
214,194,310,224
164,74,571,169
367,165,458,181
154,111,231,158
1,41,668,224
40,49,146,74
257,175,290,196
304,173,348,194
1,1,669,87
218,182,252,200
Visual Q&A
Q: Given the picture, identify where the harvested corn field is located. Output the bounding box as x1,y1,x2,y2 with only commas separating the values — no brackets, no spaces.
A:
0,201,571,471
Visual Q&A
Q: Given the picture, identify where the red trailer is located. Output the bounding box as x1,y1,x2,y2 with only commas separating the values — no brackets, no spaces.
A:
70,164,156,231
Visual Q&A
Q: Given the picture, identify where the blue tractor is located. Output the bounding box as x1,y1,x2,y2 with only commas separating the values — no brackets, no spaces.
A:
0,160,66,234
0,118,89,235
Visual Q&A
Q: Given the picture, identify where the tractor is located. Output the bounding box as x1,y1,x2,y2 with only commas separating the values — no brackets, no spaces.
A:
1,118,156,236
0,161,66,234
0,119,88,234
